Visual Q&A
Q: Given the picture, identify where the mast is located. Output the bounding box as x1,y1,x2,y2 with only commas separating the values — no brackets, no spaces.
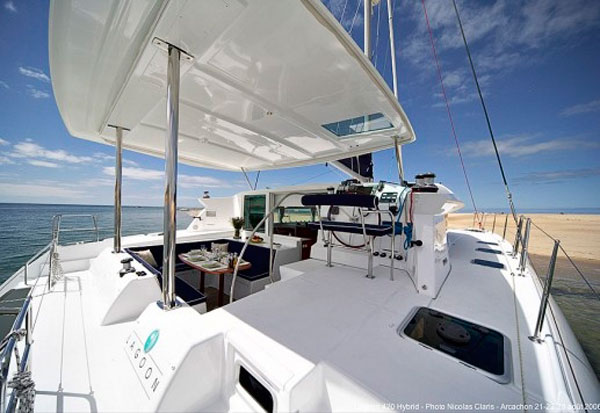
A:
364,0,372,59
387,0,405,182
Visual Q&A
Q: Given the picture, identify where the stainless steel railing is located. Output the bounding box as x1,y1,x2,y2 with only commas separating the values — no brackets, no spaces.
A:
48,214,100,286
0,295,33,413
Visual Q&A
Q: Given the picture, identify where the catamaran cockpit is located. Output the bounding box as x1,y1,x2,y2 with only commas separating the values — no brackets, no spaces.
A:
1,0,598,412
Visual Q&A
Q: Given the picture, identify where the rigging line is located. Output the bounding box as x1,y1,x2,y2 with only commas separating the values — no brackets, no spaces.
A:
290,168,334,186
339,0,349,27
452,0,517,224
240,167,253,190
421,0,479,220
348,0,362,36
530,220,600,301
253,170,261,190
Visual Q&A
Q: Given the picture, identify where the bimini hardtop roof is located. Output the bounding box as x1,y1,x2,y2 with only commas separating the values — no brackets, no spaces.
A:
49,0,415,171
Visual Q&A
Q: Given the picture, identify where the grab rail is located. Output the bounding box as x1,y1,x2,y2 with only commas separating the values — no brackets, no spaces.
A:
230,192,307,303
0,296,33,413
48,214,99,286
22,242,52,286
358,209,396,280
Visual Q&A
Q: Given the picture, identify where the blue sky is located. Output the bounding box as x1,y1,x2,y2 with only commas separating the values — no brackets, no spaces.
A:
0,0,599,210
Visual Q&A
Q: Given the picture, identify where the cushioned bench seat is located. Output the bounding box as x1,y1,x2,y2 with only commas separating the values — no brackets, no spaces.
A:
127,238,274,284
126,248,207,307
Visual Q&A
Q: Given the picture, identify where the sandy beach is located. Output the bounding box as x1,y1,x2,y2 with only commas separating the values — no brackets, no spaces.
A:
448,213,600,261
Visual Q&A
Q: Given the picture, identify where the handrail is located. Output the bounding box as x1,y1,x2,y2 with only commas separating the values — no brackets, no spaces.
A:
358,209,396,280
51,214,99,246
229,192,310,303
23,242,52,286
0,296,32,413
48,214,100,287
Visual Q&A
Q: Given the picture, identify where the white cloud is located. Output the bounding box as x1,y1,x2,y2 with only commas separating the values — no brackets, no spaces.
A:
28,160,59,168
0,80,8,89
0,182,89,199
0,155,15,165
402,0,600,92
179,175,229,189
26,85,50,99
0,138,9,146
4,1,16,12
103,166,162,181
10,141,94,164
103,166,230,188
514,168,600,184
18,67,49,82
124,159,139,167
459,134,599,158
560,99,600,117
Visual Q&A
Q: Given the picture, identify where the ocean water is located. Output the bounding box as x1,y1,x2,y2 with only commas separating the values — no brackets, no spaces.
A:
0,203,193,281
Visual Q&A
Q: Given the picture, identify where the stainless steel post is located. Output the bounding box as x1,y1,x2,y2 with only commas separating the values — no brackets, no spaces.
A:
530,240,560,342
390,219,395,281
113,126,123,253
387,0,398,97
25,306,32,346
393,136,405,183
491,214,497,234
502,213,508,240
519,218,531,274
367,236,374,278
268,200,275,282
326,229,333,267
161,44,180,310
24,263,28,286
364,0,371,59
93,215,99,242
513,216,523,254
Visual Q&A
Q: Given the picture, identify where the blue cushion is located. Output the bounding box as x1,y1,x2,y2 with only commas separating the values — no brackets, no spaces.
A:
126,248,206,305
127,237,275,284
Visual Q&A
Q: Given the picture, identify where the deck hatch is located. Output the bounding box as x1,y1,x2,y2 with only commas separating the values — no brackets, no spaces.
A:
322,113,393,137
402,308,506,378
475,247,502,254
471,259,504,269
239,366,274,413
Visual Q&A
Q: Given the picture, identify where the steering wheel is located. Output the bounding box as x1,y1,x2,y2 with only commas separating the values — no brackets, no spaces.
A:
326,205,381,248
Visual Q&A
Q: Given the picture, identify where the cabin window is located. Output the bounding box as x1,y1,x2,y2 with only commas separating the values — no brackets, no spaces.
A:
239,366,274,413
273,206,316,224
402,308,506,378
322,112,393,137
244,195,266,232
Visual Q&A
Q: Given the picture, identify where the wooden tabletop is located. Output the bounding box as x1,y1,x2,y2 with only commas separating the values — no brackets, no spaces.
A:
178,253,251,275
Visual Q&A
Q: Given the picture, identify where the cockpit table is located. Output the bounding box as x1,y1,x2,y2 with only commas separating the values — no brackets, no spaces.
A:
178,253,251,307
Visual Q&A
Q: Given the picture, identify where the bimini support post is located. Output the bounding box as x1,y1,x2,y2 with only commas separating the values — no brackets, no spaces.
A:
113,126,124,253
393,136,405,183
161,43,181,310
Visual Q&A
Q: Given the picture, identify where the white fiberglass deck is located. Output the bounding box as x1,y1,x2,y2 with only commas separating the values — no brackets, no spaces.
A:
24,229,597,411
